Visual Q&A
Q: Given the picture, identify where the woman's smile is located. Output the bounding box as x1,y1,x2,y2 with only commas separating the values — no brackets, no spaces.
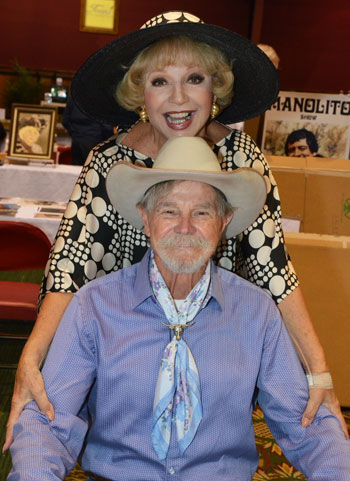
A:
164,110,195,129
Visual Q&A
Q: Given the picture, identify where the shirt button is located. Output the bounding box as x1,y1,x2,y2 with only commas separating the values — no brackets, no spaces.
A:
169,467,175,475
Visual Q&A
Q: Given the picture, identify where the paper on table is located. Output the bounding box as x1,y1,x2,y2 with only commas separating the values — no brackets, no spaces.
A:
0,197,67,219
0,197,21,216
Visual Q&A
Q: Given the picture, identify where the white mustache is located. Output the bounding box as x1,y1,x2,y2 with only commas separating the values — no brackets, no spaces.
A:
158,234,209,249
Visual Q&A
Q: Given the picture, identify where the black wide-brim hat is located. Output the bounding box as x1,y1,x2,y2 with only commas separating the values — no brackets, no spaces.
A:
71,11,280,127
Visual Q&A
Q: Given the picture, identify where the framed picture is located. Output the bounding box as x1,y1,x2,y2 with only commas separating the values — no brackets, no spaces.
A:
80,0,119,34
9,104,57,161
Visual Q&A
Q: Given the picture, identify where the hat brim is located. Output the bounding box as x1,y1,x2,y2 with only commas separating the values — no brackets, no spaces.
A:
106,162,267,238
72,22,279,127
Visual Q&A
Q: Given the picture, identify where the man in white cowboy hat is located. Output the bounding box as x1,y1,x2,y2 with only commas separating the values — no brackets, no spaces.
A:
9,137,350,481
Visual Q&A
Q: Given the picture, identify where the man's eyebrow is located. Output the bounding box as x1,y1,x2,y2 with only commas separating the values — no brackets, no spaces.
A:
155,200,216,210
194,202,215,209
155,201,177,208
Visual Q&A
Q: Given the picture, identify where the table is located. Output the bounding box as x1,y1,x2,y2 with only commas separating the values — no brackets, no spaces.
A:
0,199,66,243
0,163,81,243
0,163,81,202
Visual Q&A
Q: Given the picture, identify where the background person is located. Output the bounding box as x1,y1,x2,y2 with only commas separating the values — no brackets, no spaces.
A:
63,95,114,165
285,128,323,157
257,43,280,69
8,137,350,481
241,43,280,142
4,11,347,452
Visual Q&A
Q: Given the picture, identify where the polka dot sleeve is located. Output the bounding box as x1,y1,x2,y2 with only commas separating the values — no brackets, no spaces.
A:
39,133,151,305
213,129,299,304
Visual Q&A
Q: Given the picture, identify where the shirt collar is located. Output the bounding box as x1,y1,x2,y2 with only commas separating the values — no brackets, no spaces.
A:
132,249,225,311
207,261,225,310
132,249,154,309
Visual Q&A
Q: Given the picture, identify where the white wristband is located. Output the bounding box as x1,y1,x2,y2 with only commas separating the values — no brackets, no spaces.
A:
306,372,333,389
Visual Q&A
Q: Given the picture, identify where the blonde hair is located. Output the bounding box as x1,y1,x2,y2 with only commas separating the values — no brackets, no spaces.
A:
116,36,234,112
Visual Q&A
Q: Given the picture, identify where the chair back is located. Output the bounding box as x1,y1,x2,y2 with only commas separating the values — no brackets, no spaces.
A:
0,221,52,271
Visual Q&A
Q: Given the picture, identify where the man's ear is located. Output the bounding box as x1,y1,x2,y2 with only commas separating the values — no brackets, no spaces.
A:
219,213,234,239
223,213,234,231
137,206,150,237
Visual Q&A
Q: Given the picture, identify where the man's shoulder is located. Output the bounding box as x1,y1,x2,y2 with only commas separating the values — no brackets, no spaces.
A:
77,262,138,297
215,264,276,306
214,266,284,336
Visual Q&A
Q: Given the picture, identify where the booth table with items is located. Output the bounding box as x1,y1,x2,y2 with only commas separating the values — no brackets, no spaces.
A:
0,163,81,242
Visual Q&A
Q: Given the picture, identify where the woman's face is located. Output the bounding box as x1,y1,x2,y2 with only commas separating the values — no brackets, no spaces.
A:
143,64,214,144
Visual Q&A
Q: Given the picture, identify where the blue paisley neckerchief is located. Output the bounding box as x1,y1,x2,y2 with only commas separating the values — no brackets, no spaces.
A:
149,250,210,461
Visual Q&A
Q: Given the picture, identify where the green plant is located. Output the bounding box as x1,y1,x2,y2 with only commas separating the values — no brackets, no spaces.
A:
4,61,44,115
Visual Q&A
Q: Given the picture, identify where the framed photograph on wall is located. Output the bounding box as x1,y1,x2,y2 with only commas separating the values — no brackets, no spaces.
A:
9,104,57,161
80,0,119,34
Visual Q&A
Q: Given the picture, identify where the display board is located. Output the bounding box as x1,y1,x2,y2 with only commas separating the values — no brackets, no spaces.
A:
262,91,350,159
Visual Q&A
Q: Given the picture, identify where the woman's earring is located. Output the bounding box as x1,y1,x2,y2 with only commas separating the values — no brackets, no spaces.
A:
138,107,149,123
210,102,220,119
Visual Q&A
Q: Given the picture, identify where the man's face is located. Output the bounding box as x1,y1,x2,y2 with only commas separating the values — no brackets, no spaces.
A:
138,181,232,275
287,138,315,157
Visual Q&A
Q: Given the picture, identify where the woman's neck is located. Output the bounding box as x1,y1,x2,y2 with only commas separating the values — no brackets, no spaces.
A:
121,120,232,158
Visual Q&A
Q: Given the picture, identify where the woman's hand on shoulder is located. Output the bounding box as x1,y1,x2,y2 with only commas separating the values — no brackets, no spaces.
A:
2,292,73,452
302,387,349,438
3,355,54,452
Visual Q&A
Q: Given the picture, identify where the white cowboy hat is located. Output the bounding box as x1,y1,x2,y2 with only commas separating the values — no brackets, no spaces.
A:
106,136,267,238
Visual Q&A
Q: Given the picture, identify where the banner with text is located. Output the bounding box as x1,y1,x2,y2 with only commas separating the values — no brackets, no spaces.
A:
262,91,350,159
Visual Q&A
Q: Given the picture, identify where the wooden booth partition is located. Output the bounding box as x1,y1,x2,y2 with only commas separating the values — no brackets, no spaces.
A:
268,156,350,237
269,157,350,405
285,232,350,406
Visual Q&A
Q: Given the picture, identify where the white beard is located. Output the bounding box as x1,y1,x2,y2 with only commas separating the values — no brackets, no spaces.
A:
157,234,213,274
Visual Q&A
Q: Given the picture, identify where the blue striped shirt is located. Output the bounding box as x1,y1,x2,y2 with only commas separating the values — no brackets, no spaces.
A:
9,250,350,480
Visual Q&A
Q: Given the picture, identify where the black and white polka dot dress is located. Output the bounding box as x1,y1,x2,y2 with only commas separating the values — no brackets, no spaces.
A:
39,127,298,305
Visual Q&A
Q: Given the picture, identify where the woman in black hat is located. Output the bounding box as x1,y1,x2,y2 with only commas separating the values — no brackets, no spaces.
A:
4,11,347,452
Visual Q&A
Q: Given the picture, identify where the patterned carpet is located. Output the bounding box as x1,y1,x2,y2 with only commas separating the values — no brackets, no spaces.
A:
252,406,306,481
1,340,349,481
